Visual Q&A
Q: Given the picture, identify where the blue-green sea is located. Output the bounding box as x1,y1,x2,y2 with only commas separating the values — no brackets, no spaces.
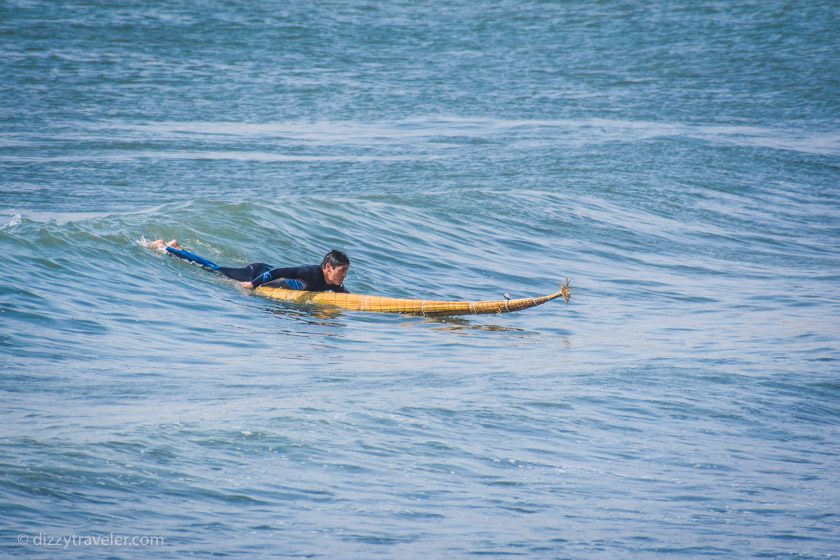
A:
2,1,839,558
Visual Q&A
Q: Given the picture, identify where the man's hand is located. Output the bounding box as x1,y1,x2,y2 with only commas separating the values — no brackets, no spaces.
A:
240,281,254,289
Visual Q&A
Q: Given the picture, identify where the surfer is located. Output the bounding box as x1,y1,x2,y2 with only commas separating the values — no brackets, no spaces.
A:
149,239,350,293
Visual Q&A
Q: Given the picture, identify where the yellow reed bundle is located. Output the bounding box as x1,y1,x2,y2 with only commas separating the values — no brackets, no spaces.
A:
256,278,571,316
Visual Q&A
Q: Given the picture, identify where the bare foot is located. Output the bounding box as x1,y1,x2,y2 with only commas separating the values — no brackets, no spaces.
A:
149,238,183,251
149,238,167,250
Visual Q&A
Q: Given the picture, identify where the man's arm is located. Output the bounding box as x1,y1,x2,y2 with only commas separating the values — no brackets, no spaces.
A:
245,266,313,289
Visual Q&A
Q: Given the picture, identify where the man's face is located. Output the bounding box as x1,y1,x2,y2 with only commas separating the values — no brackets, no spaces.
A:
323,264,349,286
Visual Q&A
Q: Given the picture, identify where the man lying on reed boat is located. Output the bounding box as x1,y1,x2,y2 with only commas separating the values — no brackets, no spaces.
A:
149,239,350,293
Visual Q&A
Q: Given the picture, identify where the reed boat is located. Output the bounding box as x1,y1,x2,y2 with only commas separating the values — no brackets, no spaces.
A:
256,278,571,316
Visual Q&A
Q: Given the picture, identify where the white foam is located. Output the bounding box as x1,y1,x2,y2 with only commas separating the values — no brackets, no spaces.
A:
2,213,21,228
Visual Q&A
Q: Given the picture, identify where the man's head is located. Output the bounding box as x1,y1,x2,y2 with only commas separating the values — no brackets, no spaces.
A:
321,249,350,286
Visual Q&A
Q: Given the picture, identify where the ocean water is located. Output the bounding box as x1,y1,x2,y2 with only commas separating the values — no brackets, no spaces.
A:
2,1,839,558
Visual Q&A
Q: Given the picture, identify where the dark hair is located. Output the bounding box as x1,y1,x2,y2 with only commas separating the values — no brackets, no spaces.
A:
321,249,350,269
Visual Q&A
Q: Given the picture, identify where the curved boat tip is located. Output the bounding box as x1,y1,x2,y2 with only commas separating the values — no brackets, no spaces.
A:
561,277,572,304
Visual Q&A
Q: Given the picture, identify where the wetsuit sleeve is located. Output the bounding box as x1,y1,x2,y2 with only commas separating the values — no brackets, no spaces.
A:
250,266,312,289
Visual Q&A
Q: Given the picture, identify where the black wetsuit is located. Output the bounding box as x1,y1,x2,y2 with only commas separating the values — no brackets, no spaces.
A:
220,263,349,292
165,247,348,293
